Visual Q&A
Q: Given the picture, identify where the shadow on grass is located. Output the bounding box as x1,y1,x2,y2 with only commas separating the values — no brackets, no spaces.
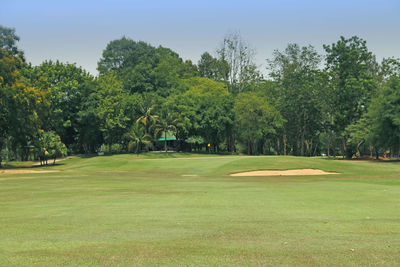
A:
0,162,66,169
323,157,400,163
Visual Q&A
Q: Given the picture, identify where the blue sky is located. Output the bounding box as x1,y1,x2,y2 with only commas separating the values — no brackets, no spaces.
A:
2,0,399,75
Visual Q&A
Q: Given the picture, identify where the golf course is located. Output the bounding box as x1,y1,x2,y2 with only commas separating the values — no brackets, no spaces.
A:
1,154,399,266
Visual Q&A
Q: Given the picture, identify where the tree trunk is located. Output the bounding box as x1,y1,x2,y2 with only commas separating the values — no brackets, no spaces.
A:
5,142,9,165
313,143,318,157
305,140,310,157
301,111,306,156
356,140,364,157
327,131,330,157
227,131,234,153
283,134,287,156
296,138,301,156
397,137,400,158
233,133,236,153
342,137,346,159
276,137,280,155
164,131,167,152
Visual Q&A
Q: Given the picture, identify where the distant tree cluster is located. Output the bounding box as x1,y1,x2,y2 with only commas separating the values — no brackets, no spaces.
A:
1,25,400,165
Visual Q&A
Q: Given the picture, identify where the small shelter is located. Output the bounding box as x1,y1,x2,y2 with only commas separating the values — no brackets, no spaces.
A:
155,130,177,151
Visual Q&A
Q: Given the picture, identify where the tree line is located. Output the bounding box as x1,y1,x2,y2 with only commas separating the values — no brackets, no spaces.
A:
1,26,400,165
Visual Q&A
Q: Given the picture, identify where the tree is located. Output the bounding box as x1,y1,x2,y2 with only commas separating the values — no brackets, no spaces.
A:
0,25,25,157
162,93,200,151
323,36,376,158
198,52,218,79
75,78,103,154
123,122,152,154
217,32,261,93
0,26,49,164
162,77,234,152
184,77,234,152
366,76,400,158
184,77,229,97
96,72,130,150
346,116,371,157
31,61,95,150
37,131,67,165
198,52,228,81
267,43,323,156
345,58,400,159
136,106,158,135
379,58,400,82
97,37,197,96
0,25,24,59
234,92,283,155
152,110,180,152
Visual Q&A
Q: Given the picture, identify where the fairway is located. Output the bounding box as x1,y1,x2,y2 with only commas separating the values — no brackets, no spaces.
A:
1,154,400,266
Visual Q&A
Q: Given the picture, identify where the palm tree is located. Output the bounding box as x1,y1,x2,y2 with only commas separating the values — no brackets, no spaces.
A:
124,123,152,154
136,106,158,134
152,112,180,152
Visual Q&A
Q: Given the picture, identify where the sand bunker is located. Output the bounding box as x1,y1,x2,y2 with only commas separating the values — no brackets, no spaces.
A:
0,169,59,175
231,168,338,176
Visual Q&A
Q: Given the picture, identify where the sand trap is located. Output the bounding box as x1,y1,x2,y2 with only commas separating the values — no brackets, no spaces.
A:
0,169,59,175
230,169,338,176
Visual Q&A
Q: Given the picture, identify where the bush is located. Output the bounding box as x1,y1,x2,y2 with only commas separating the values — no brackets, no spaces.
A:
111,143,123,153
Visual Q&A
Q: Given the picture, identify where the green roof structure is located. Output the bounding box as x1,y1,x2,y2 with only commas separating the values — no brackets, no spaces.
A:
155,130,176,141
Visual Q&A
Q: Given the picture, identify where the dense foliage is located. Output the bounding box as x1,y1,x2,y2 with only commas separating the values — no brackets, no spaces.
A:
1,25,400,163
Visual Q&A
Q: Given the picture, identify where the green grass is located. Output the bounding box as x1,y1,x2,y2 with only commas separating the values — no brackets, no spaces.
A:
1,154,400,266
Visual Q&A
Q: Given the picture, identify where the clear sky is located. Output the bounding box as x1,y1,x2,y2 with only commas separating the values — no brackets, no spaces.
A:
2,0,399,75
